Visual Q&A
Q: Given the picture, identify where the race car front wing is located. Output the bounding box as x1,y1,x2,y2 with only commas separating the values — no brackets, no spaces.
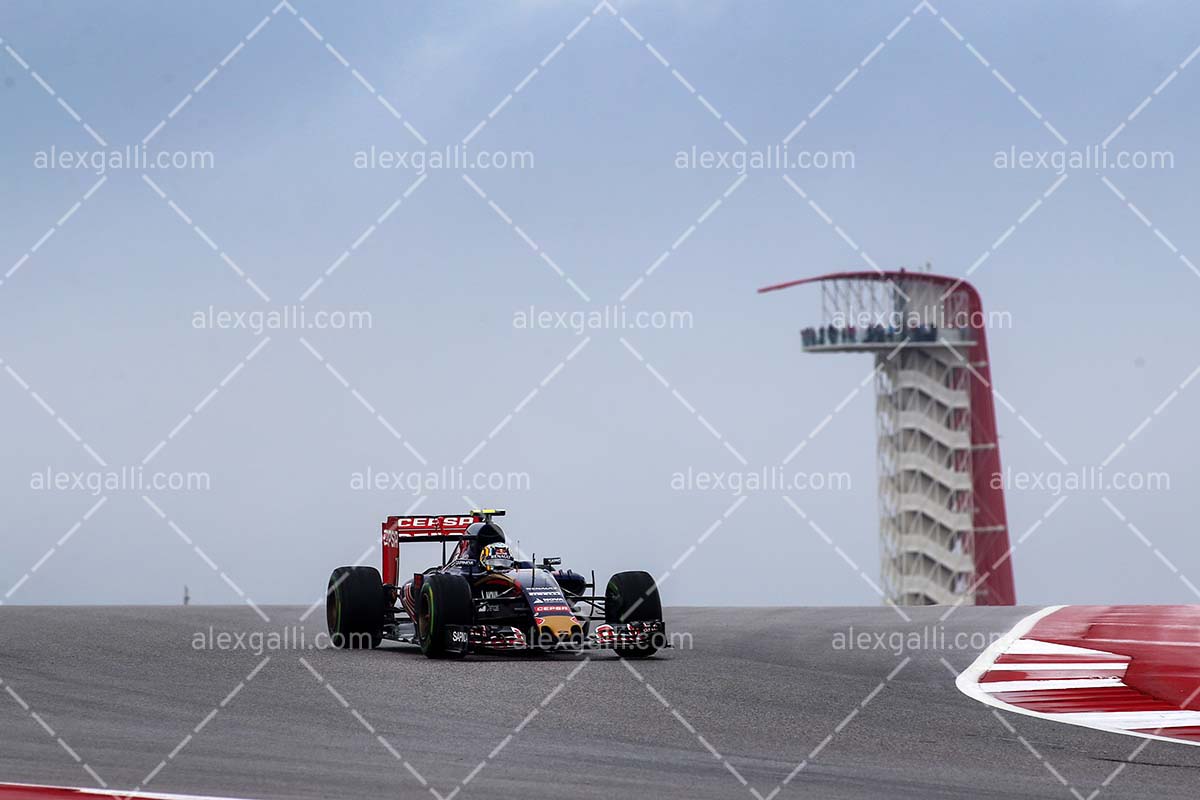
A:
386,620,667,654
463,620,667,652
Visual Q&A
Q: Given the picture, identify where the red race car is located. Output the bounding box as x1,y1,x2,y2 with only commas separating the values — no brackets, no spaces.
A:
326,509,666,659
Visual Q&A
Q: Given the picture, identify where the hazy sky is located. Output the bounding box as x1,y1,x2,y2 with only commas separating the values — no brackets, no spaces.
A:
2,0,1199,608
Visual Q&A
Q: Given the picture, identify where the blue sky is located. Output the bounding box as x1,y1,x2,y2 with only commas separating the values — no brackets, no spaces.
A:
2,0,1199,607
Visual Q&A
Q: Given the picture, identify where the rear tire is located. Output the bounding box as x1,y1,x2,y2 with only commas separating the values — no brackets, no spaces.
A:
418,573,473,659
605,570,662,658
327,566,385,649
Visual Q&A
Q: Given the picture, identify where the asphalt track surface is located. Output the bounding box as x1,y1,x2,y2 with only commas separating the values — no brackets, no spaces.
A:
3,606,1200,799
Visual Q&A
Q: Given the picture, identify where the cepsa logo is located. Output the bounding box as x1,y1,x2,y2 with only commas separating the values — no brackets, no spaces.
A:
533,603,573,614
396,516,475,529
383,516,476,545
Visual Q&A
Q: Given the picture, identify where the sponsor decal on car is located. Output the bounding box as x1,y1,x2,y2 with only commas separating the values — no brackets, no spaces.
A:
382,515,477,545
532,603,573,615
396,516,475,529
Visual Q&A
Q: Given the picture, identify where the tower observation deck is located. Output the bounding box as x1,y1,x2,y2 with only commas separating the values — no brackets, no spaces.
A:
760,270,1015,606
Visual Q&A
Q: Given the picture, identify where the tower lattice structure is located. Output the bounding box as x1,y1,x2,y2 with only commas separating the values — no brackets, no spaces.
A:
760,271,1014,606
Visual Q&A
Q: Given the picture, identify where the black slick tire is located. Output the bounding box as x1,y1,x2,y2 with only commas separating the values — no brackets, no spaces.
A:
327,566,385,649
418,573,473,659
605,570,662,658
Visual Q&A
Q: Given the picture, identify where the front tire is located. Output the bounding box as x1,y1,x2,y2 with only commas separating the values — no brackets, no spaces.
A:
418,573,473,659
327,566,385,649
605,570,663,658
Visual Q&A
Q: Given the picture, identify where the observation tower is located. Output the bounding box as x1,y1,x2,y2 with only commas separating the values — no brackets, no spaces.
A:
760,270,1015,606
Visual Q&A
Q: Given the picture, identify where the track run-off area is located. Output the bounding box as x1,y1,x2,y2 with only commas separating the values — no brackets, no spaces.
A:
2,606,1200,799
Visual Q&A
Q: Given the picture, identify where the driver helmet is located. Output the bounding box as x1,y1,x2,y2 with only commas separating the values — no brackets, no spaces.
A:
479,543,514,572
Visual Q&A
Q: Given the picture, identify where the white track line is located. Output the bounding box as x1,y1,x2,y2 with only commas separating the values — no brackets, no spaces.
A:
984,662,1129,672
1053,711,1200,730
1004,639,1124,657
980,678,1126,693
956,606,1200,747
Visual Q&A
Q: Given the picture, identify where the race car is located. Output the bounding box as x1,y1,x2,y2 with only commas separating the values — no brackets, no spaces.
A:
325,509,666,658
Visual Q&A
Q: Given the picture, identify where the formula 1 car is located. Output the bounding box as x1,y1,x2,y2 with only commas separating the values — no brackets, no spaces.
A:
326,510,666,658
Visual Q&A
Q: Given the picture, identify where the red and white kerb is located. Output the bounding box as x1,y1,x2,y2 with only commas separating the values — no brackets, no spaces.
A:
958,605,1200,746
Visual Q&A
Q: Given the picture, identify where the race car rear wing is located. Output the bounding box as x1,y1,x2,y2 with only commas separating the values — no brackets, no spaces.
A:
381,510,504,584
